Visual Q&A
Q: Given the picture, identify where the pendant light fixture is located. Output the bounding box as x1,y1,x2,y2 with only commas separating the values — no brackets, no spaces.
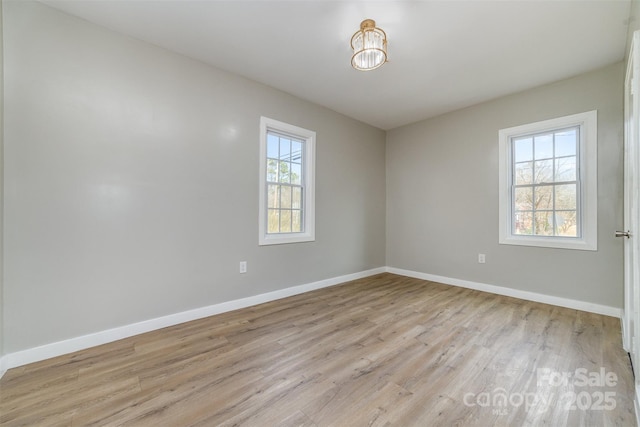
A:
350,19,388,71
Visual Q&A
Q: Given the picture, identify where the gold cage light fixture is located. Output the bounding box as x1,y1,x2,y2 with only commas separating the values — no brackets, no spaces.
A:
350,19,387,71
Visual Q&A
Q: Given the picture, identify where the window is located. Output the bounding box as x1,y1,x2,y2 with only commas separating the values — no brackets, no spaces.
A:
259,117,315,245
498,111,597,250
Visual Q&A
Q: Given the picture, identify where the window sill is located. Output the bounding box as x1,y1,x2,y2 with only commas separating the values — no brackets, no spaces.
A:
259,233,315,246
499,235,597,251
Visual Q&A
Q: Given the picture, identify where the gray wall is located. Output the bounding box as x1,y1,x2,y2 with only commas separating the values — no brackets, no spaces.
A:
1,0,627,358
386,63,624,308
2,1,386,353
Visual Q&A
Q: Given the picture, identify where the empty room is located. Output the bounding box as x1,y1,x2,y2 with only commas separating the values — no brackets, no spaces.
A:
1,0,639,425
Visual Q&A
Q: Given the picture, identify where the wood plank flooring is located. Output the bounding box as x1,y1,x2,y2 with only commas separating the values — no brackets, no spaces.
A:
0,273,636,426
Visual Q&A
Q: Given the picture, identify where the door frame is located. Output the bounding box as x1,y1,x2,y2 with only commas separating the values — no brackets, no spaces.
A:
623,32,640,422
623,31,638,354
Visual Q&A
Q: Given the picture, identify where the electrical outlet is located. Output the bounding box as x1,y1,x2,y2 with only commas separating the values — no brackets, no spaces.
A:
478,254,486,264
239,261,247,274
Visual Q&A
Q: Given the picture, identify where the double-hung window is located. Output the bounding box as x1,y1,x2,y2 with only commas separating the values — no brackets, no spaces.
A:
498,111,597,250
259,117,315,245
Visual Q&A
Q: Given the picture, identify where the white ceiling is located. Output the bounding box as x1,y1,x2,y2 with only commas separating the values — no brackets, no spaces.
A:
40,0,632,130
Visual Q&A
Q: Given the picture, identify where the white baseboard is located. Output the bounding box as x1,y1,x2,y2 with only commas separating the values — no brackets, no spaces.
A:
0,355,7,379
386,267,623,318
1,267,386,374
0,266,624,379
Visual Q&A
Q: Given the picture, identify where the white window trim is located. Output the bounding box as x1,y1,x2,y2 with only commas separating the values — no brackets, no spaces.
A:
259,117,316,246
498,110,598,251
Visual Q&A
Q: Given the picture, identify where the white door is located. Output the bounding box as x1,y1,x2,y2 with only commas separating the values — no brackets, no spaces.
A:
622,31,640,375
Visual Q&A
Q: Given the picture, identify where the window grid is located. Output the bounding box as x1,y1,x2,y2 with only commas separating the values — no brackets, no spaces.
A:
266,131,305,235
511,126,580,238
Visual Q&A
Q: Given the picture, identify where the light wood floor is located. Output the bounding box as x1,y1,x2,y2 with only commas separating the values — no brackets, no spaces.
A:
0,273,636,426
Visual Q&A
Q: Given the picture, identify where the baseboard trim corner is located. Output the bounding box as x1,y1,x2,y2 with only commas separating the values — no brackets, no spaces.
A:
0,355,7,380
2,267,386,371
386,267,622,318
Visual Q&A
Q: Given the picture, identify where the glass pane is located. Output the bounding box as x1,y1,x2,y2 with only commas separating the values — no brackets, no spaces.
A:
267,159,278,182
280,138,291,161
514,137,533,162
555,184,576,210
534,211,553,236
280,210,292,233
555,128,577,157
555,156,576,182
279,161,290,183
292,210,301,232
267,134,279,159
292,187,302,209
291,163,302,185
515,162,533,185
535,185,553,210
555,211,577,237
535,134,553,159
534,159,553,183
291,140,303,163
280,185,292,209
352,33,363,51
268,209,279,234
268,184,279,208
514,187,533,211
514,211,533,235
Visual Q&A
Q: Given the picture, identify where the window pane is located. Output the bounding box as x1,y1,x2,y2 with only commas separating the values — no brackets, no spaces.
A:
514,137,533,162
292,187,302,209
280,138,291,161
279,161,290,183
292,210,301,232
260,117,315,245
280,210,292,233
534,159,553,184
514,187,533,211
291,140,303,163
555,129,577,157
514,211,533,235
291,163,302,185
515,162,533,185
267,134,280,158
280,185,292,209
555,211,577,237
268,184,279,208
534,211,553,236
555,184,576,210
267,159,278,182
535,185,553,210
268,209,280,233
500,111,596,248
555,156,576,182
535,134,553,159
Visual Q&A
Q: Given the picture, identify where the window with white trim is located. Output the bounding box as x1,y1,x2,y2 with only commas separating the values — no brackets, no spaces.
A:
498,111,597,250
259,117,315,245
